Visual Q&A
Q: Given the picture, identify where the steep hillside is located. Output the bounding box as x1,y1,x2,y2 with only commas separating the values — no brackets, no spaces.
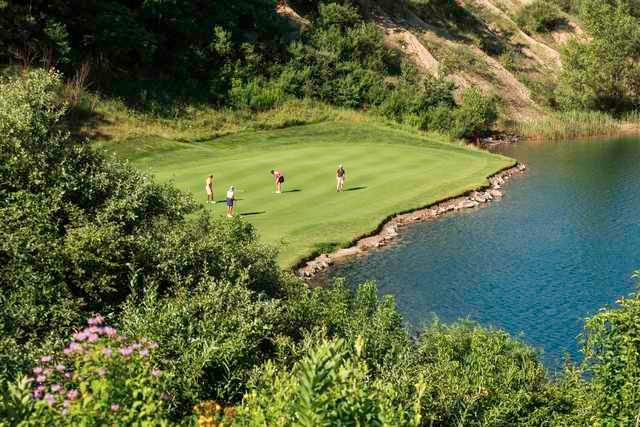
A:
283,0,584,124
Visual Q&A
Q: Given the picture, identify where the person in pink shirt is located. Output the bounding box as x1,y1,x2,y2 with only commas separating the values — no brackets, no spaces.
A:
270,169,284,193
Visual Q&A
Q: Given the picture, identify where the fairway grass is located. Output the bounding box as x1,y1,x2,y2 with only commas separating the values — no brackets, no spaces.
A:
98,122,514,267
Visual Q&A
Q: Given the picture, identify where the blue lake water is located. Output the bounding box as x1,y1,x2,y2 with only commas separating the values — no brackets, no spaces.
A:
329,137,640,368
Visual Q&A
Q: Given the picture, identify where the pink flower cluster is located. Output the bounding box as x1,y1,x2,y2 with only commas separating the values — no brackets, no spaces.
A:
28,314,162,413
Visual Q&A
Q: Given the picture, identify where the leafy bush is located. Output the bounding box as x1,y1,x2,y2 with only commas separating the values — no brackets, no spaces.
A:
0,315,169,425
231,338,422,426
452,88,498,139
581,290,640,424
556,0,640,112
515,0,567,34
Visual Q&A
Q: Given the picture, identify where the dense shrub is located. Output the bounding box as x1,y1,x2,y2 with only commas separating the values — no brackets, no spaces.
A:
556,0,640,112
515,0,567,34
231,338,422,426
452,88,498,139
580,290,640,423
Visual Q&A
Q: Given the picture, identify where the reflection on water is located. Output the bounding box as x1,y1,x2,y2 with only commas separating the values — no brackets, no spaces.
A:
330,137,640,368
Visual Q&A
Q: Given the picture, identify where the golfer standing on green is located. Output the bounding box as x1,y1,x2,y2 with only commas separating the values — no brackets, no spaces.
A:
226,186,236,217
205,175,214,203
336,164,346,192
271,169,284,193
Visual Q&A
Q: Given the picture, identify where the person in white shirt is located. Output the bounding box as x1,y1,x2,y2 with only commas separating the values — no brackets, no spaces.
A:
226,186,236,217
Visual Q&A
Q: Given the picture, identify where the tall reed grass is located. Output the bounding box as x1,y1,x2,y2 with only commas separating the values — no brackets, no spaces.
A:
517,111,622,141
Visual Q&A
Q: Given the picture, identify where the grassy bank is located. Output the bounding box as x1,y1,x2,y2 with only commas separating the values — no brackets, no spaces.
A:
98,121,513,267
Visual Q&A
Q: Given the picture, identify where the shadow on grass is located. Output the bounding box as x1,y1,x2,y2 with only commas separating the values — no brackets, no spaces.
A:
240,211,266,217
283,189,302,193
345,186,367,192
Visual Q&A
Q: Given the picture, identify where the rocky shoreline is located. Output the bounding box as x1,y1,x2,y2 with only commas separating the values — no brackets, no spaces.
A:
297,162,527,279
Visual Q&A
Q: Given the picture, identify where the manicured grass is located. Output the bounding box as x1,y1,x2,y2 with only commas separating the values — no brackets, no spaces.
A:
98,122,514,267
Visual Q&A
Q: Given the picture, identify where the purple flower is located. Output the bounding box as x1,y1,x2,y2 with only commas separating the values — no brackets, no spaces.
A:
33,389,43,399
33,367,43,375
64,372,72,379
63,400,70,408
102,327,117,337
131,342,142,349
36,375,46,383
67,389,79,401
88,314,105,326
44,394,55,405
63,348,72,355
151,368,161,377
73,331,88,341
110,403,120,412
139,348,149,357
68,342,83,353
36,385,45,392
51,384,61,393
119,347,133,357
101,347,113,357
87,333,99,342
56,364,66,372
40,356,52,363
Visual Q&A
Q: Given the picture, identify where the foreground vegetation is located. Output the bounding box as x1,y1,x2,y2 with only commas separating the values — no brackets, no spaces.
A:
3,62,640,427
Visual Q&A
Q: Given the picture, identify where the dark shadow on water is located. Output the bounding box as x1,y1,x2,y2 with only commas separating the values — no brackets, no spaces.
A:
283,189,302,193
345,186,367,192
240,211,266,217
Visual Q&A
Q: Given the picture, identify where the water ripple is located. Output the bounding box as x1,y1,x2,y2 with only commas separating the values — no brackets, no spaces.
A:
331,137,640,368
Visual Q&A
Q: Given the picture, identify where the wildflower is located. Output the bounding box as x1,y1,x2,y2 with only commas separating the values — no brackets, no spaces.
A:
33,389,43,399
131,342,141,349
139,348,149,357
151,368,161,377
88,326,100,334
87,333,99,342
68,342,83,353
119,347,133,357
67,389,79,401
88,314,105,326
73,331,88,341
102,347,113,357
110,403,120,412
44,394,55,405
33,367,43,375
63,400,70,408
56,364,66,372
51,384,61,392
64,372,72,379
40,356,52,363
102,327,117,337
36,375,46,383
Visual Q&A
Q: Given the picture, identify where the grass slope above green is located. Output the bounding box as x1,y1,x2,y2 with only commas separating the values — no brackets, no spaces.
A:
98,122,514,267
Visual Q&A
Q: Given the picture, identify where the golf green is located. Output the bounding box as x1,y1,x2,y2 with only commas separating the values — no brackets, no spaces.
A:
99,122,514,267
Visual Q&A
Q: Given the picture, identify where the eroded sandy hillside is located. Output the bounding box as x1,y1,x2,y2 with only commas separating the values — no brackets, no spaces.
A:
280,0,584,123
